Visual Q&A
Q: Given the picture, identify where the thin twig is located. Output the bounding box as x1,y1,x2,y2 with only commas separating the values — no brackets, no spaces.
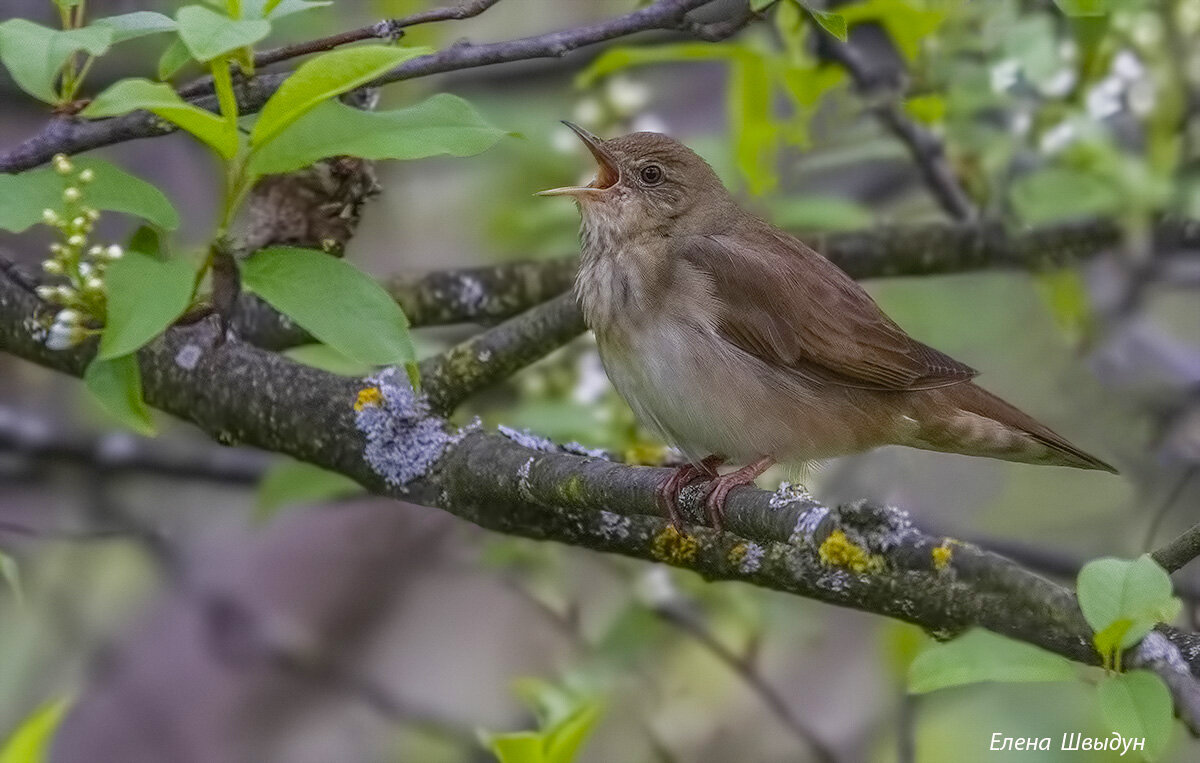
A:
813,30,976,221
251,0,504,70
1153,520,1200,574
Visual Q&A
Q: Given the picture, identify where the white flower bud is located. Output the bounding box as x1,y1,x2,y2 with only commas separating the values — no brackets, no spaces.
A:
55,309,81,326
35,285,56,301
41,208,59,225
71,216,86,230
88,245,103,257
52,154,73,176
78,168,95,184
55,285,75,301
45,323,83,350
78,262,93,278
105,245,124,260
42,260,64,275
63,187,81,203
84,208,100,222
85,276,104,292
67,234,85,247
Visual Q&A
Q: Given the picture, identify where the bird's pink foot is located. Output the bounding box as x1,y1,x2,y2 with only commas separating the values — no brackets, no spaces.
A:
656,455,724,532
701,456,774,532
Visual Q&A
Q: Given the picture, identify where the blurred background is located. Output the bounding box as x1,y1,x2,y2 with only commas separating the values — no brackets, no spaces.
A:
1,0,1199,760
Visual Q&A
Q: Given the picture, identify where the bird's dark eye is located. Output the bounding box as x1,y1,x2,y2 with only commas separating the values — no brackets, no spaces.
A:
639,164,665,186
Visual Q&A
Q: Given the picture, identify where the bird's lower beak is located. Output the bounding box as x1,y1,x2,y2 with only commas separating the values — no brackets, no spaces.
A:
536,121,620,198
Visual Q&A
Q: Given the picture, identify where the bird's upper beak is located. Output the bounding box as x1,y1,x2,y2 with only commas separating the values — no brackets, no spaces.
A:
536,121,620,198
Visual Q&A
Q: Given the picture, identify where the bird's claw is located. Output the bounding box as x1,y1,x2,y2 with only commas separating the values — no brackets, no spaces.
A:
655,455,724,533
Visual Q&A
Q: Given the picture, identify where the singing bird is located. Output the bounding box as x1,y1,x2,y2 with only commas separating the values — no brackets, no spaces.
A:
539,123,1115,531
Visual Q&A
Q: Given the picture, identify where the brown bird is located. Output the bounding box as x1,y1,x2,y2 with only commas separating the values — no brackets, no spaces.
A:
539,123,1116,531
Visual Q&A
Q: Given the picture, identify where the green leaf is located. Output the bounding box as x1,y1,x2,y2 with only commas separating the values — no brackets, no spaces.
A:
84,355,156,436
750,0,776,11
240,247,415,367
907,628,1077,693
248,94,507,176
0,20,113,103
728,50,776,194
577,43,735,88
1077,556,1181,656
284,343,373,376
769,195,874,231
1098,671,1174,760
0,157,179,233
94,12,178,44
81,78,238,158
1010,167,1122,224
1034,268,1094,340
0,697,72,763
250,44,430,149
0,552,22,608
545,702,602,763
175,5,270,62
1055,0,1109,15
488,732,546,763
255,459,363,522
904,93,946,125
806,7,847,41
157,37,192,80
98,252,195,360
245,0,332,19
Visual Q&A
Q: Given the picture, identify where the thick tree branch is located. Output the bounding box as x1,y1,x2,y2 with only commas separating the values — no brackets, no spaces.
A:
4,269,1199,700
0,0,733,173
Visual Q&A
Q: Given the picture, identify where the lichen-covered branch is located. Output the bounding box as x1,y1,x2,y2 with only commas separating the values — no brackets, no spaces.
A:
4,268,1200,695
0,0,733,173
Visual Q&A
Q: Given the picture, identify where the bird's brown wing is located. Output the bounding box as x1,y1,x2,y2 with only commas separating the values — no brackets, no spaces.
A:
674,229,978,391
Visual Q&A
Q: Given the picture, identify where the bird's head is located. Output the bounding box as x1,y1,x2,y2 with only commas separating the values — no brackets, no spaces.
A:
538,122,730,237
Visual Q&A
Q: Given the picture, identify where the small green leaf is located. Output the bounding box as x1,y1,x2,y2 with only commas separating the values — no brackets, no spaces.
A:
240,247,415,367
728,50,776,194
157,37,192,80
1077,556,1181,656
255,459,363,522
904,93,946,125
1054,0,1109,16
175,5,270,62
1098,671,1173,760
545,702,602,763
94,12,178,44
908,628,1077,694
247,94,507,177
284,343,373,376
0,20,113,103
98,252,195,360
81,78,238,158
0,157,179,233
0,697,72,763
750,0,776,11
806,8,847,41
1034,268,1094,341
838,0,945,63
0,552,22,608
1010,167,1122,224
250,44,430,149
84,355,155,436
487,732,546,763
769,195,873,231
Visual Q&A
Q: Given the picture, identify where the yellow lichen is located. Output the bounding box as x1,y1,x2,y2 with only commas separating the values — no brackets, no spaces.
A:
728,543,748,566
932,540,955,571
354,386,383,411
652,526,698,564
818,529,883,574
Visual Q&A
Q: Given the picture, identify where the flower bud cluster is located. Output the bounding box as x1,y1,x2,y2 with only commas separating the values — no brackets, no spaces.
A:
37,154,123,350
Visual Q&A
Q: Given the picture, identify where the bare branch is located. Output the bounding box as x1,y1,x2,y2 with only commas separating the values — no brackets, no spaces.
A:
1153,520,1200,574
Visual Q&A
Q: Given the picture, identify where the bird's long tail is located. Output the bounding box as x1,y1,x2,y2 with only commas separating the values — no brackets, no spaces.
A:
911,382,1117,473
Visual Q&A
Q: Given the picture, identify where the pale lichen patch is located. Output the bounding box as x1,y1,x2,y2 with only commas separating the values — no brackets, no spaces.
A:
516,456,536,501
174,343,202,370
355,367,468,489
599,510,631,540
499,425,557,453
729,542,765,573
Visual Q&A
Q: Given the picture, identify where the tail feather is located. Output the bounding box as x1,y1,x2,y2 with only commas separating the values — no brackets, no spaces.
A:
916,383,1117,473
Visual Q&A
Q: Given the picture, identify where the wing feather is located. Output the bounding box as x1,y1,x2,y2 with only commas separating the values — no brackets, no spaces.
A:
674,228,977,391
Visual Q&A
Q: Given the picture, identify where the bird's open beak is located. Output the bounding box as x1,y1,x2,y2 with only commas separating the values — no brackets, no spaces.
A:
536,121,620,197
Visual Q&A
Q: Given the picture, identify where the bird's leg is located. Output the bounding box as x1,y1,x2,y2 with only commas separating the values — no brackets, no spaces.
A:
656,454,725,532
701,456,774,532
